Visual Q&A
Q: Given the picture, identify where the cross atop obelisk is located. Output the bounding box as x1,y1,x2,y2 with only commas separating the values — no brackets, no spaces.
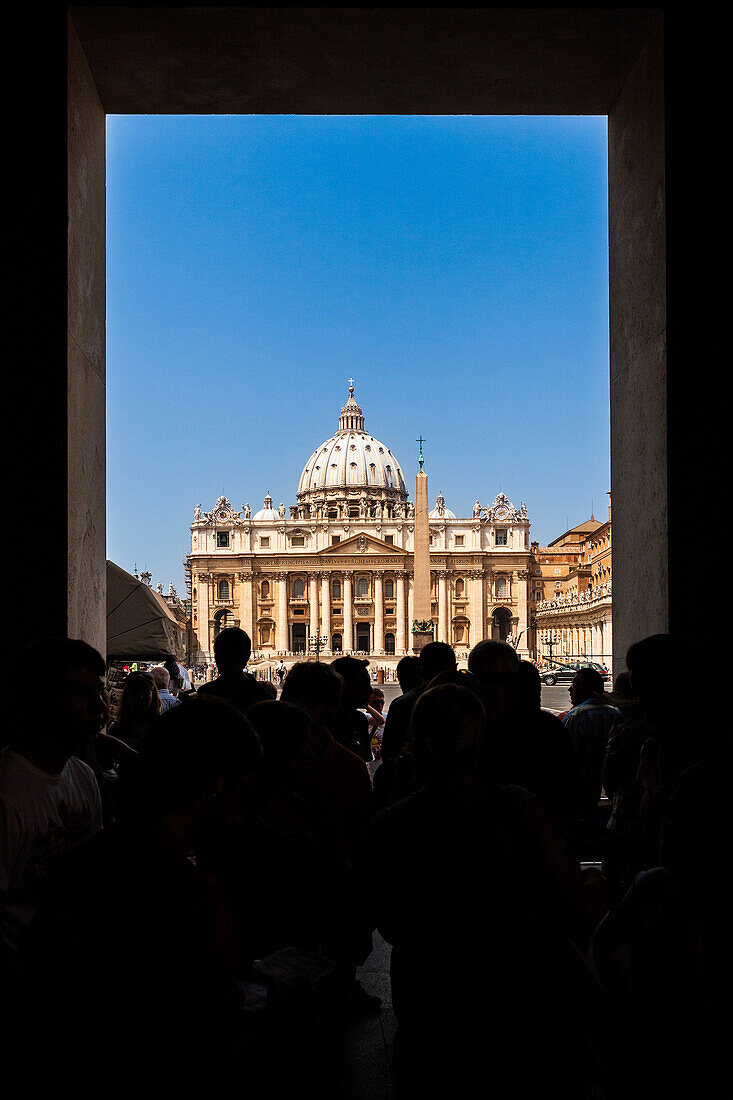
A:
412,438,432,650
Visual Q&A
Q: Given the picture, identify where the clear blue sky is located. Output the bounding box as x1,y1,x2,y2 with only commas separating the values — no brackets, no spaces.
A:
106,114,609,594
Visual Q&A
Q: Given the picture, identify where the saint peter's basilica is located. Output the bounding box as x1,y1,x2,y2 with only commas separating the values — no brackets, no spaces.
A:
188,384,531,671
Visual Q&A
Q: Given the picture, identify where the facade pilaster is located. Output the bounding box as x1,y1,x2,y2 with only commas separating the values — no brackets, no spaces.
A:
516,569,529,656
196,572,212,662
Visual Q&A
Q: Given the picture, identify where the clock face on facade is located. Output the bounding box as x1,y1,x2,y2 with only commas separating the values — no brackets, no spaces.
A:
496,506,508,518
219,511,227,520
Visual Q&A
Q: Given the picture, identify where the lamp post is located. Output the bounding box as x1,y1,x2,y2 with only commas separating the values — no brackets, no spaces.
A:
309,634,328,663
544,632,561,664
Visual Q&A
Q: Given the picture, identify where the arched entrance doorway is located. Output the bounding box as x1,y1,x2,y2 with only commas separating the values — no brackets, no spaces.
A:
491,607,513,643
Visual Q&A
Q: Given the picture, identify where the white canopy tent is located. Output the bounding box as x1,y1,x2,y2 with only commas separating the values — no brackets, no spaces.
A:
106,560,183,661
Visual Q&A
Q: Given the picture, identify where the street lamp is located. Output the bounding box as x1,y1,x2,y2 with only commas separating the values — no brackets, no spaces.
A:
544,632,561,664
308,634,328,663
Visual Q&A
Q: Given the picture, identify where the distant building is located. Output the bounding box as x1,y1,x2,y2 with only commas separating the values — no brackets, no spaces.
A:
187,383,532,672
530,495,612,668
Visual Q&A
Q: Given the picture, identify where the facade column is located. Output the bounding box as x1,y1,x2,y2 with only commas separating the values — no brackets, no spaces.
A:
469,570,484,648
407,576,414,640
343,571,353,653
321,573,331,652
197,572,211,664
374,571,384,655
276,572,289,652
437,570,449,642
237,571,254,647
309,572,319,644
396,570,407,654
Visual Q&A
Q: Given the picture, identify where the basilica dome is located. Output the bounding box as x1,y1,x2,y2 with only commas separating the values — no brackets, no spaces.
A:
297,383,407,503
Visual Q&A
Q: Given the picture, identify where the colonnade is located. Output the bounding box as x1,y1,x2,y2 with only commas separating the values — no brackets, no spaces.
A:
537,614,613,667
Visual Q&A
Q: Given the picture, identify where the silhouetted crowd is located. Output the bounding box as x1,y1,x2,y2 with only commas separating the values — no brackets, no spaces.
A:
1,628,730,1098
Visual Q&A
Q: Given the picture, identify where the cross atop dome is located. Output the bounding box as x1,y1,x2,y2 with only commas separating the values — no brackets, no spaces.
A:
338,379,365,432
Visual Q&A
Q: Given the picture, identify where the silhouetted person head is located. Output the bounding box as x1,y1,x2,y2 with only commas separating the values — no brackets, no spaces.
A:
625,634,692,729
118,671,161,727
610,671,640,719
281,661,344,728
330,656,371,709
248,700,312,787
409,683,485,786
119,695,262,834
569,668,605,707
213,627,252,676
419,641,457,685
396,656,423,693
8,637,107,755
518,661,542,709
468,640,519,720
260,680,278,700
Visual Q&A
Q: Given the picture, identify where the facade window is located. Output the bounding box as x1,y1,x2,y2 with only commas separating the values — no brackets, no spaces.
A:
455,578,464,596
216,531,230,548
384,633,396,654
261,580,270,599
495,529,508,546
384,534,394,544
293,578,305,599
496,577,508,598
331,535,340,545
260,536,270,548
332,579,341,598
357,577,369,598
455,535,464,547
384,580,394,598
217,578,229,600
291,535,305,547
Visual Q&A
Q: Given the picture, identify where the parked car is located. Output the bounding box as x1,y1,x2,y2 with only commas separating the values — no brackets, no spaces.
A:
539,660,610,686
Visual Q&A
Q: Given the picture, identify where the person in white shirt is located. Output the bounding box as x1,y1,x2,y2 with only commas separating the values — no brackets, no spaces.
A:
0,638,106,962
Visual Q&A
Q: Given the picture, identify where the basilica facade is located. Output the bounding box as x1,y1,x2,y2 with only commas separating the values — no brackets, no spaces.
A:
188,384,531,672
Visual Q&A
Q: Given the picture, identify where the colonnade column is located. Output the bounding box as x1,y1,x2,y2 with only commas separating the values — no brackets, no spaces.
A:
396,570,407,654
374,571,384,654
321,573,331,652
237,571,254,647
276,572,289,652
437,570,449,643
309,572,319,643
343,571,353,653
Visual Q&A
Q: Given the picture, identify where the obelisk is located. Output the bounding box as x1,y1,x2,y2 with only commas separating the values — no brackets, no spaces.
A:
412,435,433,652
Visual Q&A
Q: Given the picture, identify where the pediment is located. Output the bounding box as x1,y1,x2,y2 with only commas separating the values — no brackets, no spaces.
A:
317,533,408,557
